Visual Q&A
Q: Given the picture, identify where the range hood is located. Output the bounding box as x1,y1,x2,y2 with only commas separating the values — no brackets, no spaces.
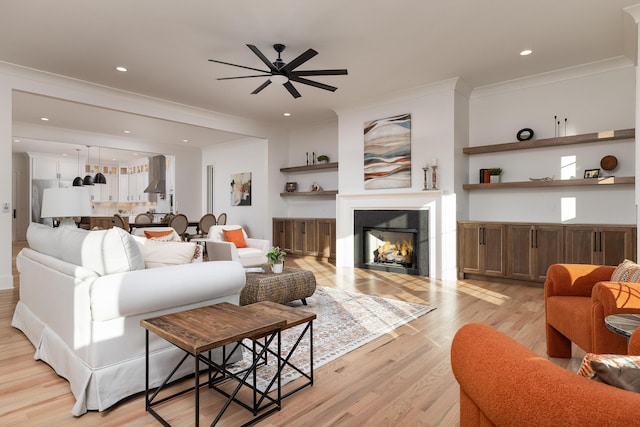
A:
144,155,166,194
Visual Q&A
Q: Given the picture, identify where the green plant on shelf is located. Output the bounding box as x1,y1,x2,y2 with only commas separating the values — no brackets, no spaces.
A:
317,154,330,163
489,168,503,176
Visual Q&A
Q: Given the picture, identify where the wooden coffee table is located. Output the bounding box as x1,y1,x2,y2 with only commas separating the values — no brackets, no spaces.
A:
242,301,316,399
141,303,286,427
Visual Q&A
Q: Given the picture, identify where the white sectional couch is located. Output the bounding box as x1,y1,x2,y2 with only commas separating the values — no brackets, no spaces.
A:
12,223,246,416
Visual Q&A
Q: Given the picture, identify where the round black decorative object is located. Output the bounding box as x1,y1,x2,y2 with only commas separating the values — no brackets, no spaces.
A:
516,128,534,141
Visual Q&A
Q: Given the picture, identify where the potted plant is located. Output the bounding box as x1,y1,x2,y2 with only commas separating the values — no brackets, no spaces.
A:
489,168,503,183
317,154,330,164
266,246,287,273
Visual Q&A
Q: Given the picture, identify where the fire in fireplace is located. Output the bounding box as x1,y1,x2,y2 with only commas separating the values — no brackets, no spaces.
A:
354,209,428,276
366,228,415,267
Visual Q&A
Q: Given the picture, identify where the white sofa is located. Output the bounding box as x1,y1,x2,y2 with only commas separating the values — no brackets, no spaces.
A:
205,225,269,267
12,223,246,416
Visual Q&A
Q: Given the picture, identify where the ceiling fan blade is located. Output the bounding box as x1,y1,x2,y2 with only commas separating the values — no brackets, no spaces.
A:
247,44,278,72
289,76,338,92
291,69,348,76
283,48,318,72
217,74,271,80
251,80,272,95
283,81,301,98
208,59,270,74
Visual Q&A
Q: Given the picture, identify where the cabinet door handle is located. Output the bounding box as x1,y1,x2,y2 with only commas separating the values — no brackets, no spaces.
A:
530,229,534,248
599,231,603,252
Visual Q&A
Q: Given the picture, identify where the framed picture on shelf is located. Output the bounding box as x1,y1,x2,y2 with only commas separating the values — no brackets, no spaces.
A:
584,168,600,179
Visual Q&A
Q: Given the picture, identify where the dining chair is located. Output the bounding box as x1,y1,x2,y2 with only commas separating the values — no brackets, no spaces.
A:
216,212,227,225
169,213,189,240
134,213,153,224
112,214,127,230
189,213,216,239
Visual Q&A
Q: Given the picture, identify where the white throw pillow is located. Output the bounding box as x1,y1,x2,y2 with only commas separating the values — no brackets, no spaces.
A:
132,235,200,268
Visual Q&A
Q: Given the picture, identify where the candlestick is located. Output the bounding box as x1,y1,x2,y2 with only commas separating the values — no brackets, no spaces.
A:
431,165,438,190
422,167,429,190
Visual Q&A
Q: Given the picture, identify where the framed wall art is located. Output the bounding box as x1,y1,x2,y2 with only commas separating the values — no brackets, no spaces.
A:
363,113,411,189
230,172,252,206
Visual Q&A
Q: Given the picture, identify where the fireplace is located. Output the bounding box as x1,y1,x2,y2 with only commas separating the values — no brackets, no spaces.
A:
354,209,428,276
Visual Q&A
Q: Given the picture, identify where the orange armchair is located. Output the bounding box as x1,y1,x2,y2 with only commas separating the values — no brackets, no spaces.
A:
451,323,640,426
545,263,640,357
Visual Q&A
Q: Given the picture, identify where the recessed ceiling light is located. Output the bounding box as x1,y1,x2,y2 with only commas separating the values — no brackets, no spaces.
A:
13,138,20,143
116,66,128,72
123,130,131,134
283,113,291,117
520,49,532,56
182,139,189,143
40,117,49,121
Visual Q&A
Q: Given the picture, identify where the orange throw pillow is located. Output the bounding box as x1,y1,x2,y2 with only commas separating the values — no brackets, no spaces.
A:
223,228,247,248
144,230,174,239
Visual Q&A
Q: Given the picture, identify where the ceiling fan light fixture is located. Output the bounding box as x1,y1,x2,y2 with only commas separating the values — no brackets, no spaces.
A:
270,74,289,85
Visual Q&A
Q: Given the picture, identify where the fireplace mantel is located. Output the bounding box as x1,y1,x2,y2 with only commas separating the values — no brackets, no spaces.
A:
336,191,456,280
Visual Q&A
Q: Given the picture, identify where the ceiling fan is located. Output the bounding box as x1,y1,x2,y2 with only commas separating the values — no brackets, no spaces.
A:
208,44,348,99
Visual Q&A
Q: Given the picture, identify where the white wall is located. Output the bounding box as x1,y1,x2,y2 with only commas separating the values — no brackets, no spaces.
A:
335,79,466,279
1,61,274,289
467,60,636,224
282,120,338,218
202,137,270,239
337,79,460,196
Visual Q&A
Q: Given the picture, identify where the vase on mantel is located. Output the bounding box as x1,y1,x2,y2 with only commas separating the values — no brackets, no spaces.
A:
490,175,501,183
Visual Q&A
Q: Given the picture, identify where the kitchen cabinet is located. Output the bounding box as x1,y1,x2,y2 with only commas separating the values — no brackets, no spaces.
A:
507,224,563,282
458,222,505,278
564,225,636,266
118,166,130,202
31,155,78,181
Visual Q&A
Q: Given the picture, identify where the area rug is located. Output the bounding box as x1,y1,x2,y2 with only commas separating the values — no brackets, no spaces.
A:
231,286,436,392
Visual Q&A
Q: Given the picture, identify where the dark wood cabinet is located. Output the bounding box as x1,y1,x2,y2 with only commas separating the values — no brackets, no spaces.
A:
459,222,505,278
564,225,636,266
272,218,293,253
293,219,317,256
507,224,563,282
459,221,636,282
272,217,335,261
316,219,337,260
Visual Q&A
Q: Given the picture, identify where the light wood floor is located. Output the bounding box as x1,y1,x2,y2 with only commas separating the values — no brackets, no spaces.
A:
1,241,585,426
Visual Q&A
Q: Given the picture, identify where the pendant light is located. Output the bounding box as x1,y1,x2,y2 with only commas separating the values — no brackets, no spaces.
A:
83,146,94,186
72,148,84,187
94,146,107,184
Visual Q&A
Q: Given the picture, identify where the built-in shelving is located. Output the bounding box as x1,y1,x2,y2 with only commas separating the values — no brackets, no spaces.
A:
462,176,634,190
280,190,339,197
280,162,338,173
463,128,634,155
280,162,338,198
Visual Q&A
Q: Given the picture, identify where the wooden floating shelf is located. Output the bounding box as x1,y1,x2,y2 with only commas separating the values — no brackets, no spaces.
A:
280,162,338,173
280,190,338,197
462,176,635,190
463,128,635,155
